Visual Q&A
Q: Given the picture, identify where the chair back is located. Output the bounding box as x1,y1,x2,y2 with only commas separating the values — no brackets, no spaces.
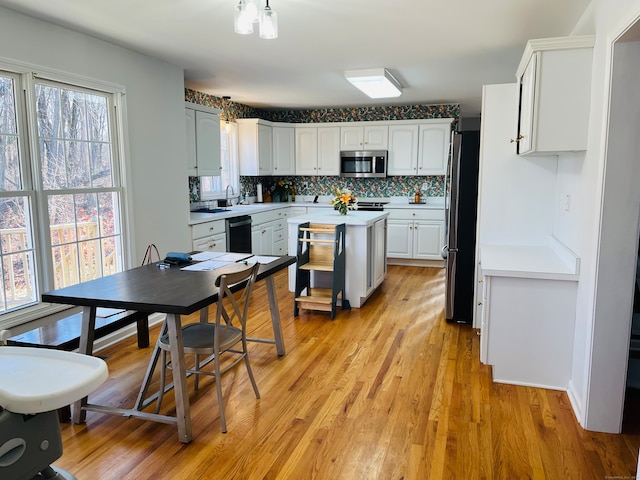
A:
214,262,260,331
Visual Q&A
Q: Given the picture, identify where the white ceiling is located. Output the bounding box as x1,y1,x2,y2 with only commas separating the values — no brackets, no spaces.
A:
0,0,592,117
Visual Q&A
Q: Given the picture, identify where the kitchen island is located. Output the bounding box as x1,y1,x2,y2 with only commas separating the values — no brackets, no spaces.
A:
287,210,389,308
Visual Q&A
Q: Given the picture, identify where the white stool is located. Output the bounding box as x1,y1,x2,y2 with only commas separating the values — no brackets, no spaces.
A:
0,346,108,480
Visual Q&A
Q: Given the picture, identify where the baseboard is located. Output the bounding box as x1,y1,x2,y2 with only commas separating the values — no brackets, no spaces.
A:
93,312,165,353
387,258,444,268
566,378,585,428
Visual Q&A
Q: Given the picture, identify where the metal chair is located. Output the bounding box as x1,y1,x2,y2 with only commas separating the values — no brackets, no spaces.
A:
156,262,261,433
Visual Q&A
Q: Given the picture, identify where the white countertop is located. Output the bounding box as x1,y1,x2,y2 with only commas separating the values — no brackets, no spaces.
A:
287,210,389,226
480,240,580,281
189,196,443,225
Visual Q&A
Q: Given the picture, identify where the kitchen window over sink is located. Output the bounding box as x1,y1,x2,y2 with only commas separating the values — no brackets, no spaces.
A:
200,121,240,202
0,65,128,329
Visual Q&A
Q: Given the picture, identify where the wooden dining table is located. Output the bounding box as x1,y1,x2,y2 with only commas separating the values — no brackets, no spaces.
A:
41,254,296,443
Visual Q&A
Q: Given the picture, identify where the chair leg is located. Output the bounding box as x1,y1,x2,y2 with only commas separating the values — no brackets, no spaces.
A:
242,339,260,399
156,350,167,414
214,356,227,433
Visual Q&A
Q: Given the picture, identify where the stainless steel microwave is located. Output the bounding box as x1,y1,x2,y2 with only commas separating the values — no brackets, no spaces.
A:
340,150,387,178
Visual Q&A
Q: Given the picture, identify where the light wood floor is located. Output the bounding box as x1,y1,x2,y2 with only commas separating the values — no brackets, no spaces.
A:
55,265,640,479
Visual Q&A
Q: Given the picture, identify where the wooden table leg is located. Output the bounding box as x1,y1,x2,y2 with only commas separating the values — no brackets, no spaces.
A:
73,306,96,424
165,313,192,443
265,276,285,356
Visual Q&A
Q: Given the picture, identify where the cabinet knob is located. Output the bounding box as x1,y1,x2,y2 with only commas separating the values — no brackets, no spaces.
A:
478,279,483,283
510,134,524,143
477,302,483,306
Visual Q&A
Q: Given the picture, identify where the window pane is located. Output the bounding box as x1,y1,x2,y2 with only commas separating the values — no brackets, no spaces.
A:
0,196,37,312
62,89,88,140
52,243,79,289
49,194,76,245
98,192,119,236
75,193,99,240
0,76,22,191
66,140,90,188
78,239,101,282
37,84,113,191
101,236,121,277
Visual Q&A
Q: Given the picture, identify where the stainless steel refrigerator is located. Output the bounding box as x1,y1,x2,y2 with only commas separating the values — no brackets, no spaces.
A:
443,130,480,324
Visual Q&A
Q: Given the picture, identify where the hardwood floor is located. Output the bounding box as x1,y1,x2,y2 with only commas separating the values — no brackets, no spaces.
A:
55,265,640,479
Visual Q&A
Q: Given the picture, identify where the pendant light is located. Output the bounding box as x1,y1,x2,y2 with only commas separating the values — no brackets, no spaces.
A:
234,0,259,35
259,0,278,39
234,0,278,39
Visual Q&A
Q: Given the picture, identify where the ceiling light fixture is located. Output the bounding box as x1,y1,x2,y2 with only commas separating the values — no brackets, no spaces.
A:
221,96,232,132
344,68,403,99
234,0,278,39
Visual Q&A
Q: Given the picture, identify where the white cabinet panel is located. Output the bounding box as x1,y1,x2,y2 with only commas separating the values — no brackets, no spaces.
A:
185,104,221,177
417,123,451,175
296,126,339,176
238,119,273,176
387,125,419,175
340,125,388,150
272,126,295,175
515,36,594,155
414,222,444,259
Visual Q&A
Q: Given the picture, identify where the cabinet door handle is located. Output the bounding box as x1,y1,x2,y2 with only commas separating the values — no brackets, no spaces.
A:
510,134,524,143
478,279,483,283
478,302,483,306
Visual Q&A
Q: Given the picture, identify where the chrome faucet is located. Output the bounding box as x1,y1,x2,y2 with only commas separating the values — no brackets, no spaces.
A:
225,185,235,205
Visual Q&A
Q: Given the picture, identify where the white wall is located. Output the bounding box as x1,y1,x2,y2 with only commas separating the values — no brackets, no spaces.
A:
0,7,191,265
565,0,640,432
476,84,557,247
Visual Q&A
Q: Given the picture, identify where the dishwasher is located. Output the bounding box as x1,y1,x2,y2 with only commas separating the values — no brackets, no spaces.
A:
226,215,252,253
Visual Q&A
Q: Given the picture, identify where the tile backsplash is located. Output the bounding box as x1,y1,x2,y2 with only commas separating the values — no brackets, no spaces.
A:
186,88,457,203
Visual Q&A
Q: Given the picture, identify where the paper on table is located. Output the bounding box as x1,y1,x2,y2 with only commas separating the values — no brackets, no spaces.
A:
181,260,232,271
215,252,254,262
245,255,279,264
191,251,226,261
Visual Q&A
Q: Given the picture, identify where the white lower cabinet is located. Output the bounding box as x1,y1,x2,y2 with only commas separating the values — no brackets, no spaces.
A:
191,219,226,252
251,207,289,255
386,209,444,261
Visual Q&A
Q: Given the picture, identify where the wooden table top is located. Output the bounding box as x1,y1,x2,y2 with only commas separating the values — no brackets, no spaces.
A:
42,256,296,315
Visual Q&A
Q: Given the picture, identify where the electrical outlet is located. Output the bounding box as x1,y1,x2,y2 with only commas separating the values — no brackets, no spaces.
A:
302,181,309,189
421,182,428,191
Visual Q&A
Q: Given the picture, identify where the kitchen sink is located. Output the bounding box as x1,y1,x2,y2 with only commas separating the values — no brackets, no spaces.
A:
192,208,230,213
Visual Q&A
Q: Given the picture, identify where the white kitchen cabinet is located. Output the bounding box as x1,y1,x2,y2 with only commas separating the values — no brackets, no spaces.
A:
340,125,388,150
514,35,594,155
238,119,273,176
387,124,419,175
272,126,295,175
388,119,453,175
386,209,444,261
185,103,222,177
478,243,579,389
191,219,226,252
251,207,289,255
295,126,340,176
417,123,451,175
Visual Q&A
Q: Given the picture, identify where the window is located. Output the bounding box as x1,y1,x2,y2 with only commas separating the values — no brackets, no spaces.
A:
200,121,240,201
0,67,126,325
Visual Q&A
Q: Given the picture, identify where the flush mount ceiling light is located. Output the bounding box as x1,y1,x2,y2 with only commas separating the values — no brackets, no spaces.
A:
234,0,278,39
344,68,403,99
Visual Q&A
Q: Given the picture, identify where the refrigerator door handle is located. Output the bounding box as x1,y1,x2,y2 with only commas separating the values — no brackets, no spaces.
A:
441,244,448,259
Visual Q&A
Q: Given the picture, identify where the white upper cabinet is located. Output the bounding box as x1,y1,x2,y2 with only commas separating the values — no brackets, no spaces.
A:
238,119,273,176
514,35,594,155
340,124,389,150
387,124,419,175
185,103,221,177
387,119,453,176
295,126,340,176
417,123,452,175
272,126,295,175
